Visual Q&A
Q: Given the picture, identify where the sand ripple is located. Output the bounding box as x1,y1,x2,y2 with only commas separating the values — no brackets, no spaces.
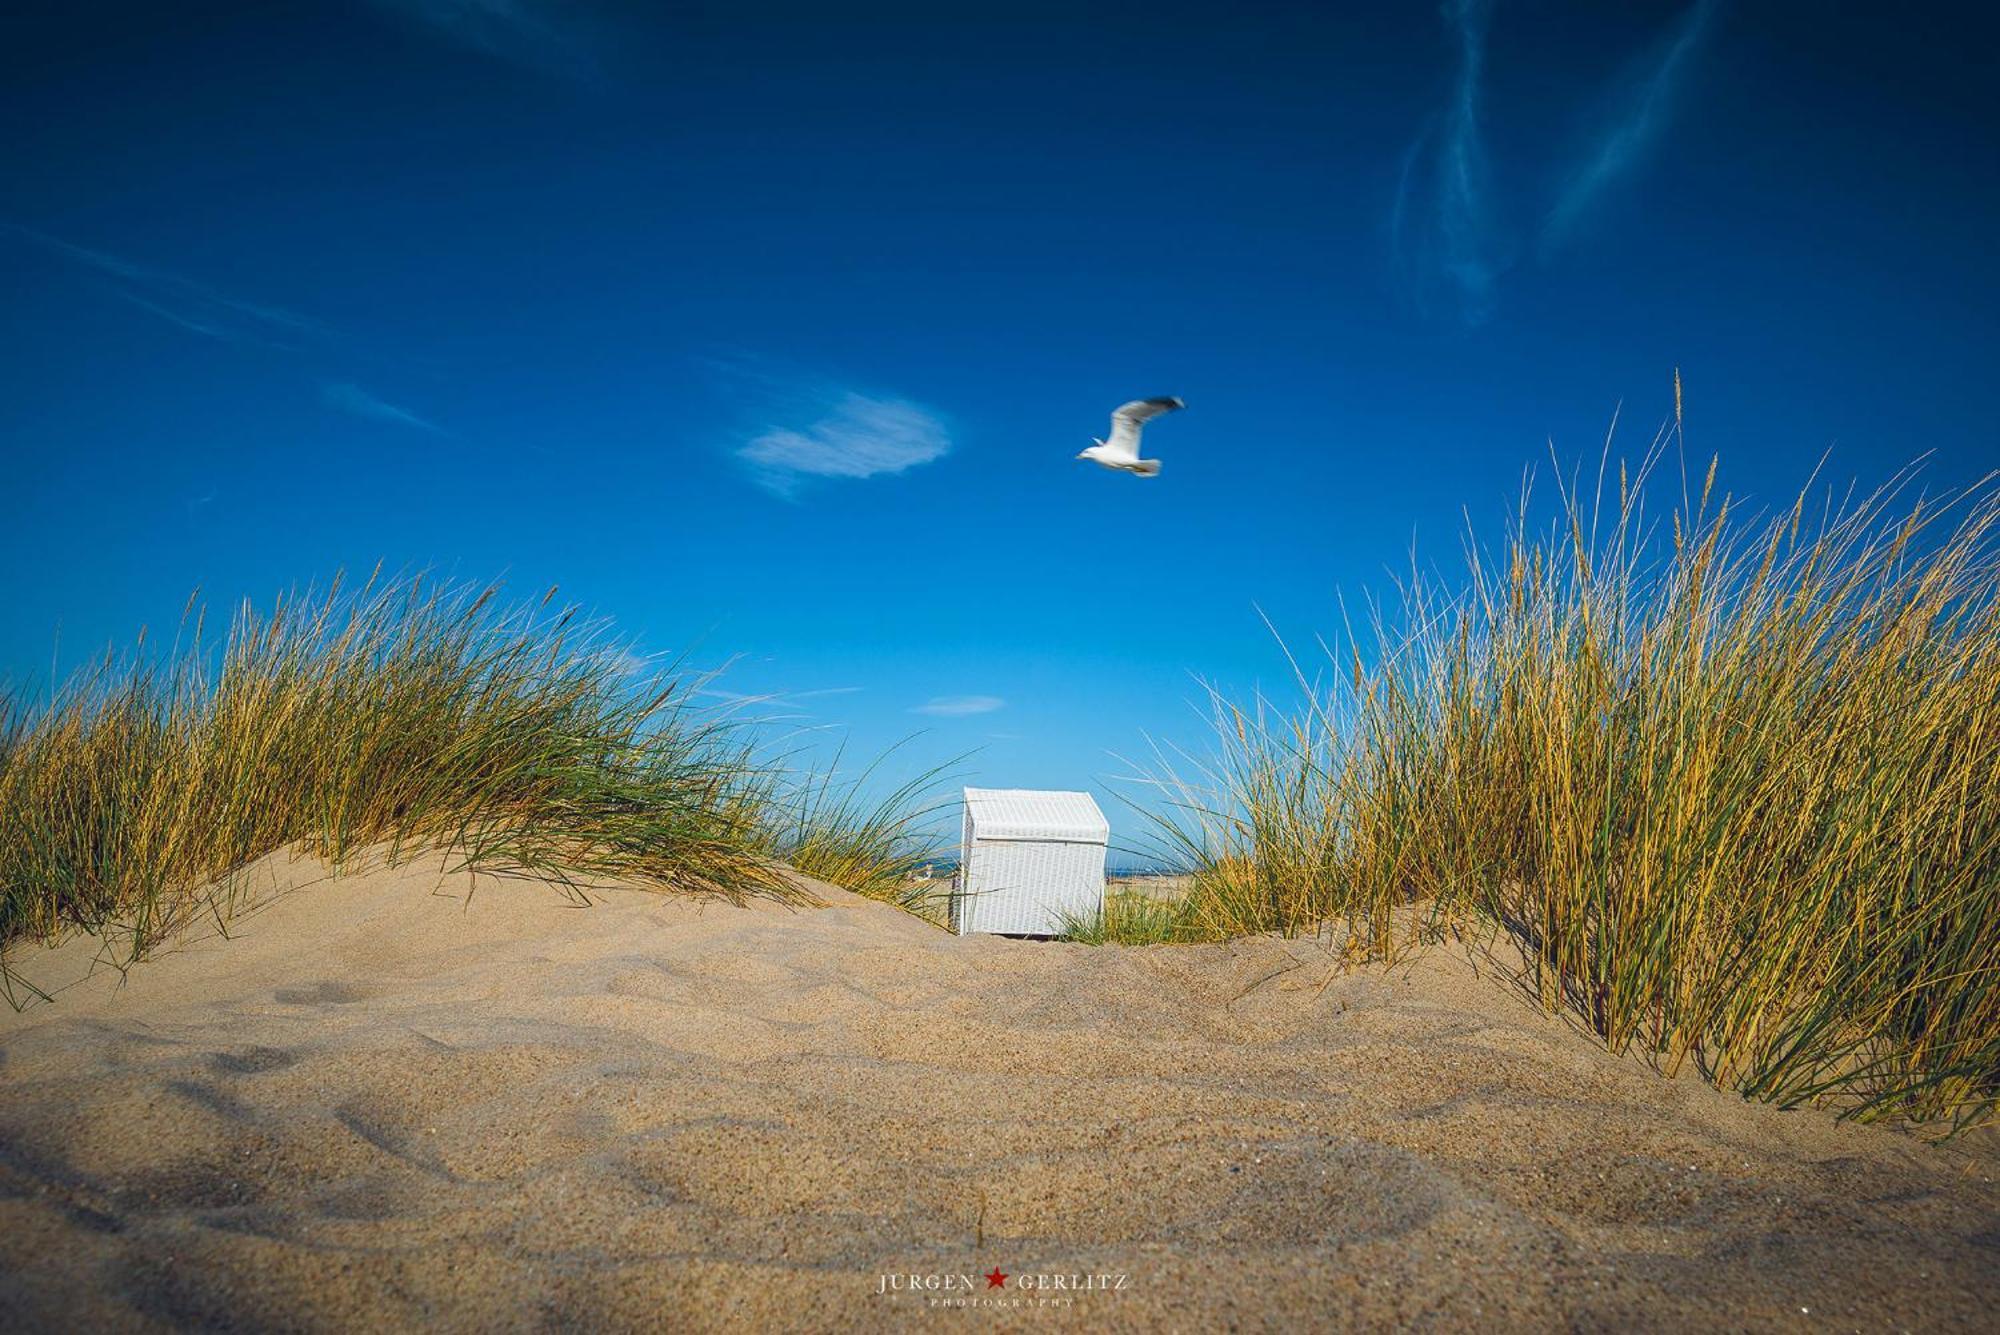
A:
2,849,1996,1330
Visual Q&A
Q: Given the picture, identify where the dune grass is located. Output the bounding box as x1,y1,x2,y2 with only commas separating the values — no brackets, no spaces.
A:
0,572,944,1000
1056,887,1188,945
1134,441,2000,1128
756,742,959,921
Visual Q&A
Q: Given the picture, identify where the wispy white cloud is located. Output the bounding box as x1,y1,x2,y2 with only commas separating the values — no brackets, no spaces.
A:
322,381,443,432
12,227,449,440
698,684,864,707
111,289,236,341
691,683,863,725
788,686,864,701
361,0,597,77
1391,1,1720,319
1543,0,1720,250
912,695,1004,717
1436,0,1497,311
4,224,323,343
609,649,659,678
739,392,951,497
1391,0,1503,324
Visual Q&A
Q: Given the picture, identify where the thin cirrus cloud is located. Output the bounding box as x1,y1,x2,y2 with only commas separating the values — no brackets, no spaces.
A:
4,223,325,344
1390,0,1501,324
738,391,952,497
360,0,598,77
1542,0,1721,252
1391,0,1718,323
912,695,1005,717
322,381,444,433
9,226,448,434
700,685,865,708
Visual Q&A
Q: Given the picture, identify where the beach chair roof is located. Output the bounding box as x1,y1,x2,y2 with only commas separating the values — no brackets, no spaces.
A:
962,787,1109,844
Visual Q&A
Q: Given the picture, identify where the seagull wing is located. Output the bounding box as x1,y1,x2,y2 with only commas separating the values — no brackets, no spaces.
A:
1103,396,1185,459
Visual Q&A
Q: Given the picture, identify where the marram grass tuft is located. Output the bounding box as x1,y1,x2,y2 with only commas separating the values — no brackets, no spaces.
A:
1140,447,2000,1129
756,742,960,922
0,572,810,998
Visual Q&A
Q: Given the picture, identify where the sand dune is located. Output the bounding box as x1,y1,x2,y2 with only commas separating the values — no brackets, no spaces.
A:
2,850,1996,1331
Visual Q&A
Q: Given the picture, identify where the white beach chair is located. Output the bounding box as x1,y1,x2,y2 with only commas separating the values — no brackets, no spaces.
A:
951,788,1108,936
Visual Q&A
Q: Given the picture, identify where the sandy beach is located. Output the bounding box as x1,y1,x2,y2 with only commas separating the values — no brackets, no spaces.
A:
1,852,1996,1331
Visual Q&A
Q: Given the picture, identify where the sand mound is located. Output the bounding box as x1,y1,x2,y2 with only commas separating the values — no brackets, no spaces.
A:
2,850,1995,1331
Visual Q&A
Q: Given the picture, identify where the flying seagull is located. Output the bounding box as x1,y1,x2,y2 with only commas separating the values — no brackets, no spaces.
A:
1077,396,1184,477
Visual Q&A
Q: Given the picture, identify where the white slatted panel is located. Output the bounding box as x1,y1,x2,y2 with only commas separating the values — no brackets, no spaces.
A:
952,788,1107,936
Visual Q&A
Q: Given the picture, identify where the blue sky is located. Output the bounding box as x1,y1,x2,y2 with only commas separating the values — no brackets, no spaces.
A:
3,2,1995,855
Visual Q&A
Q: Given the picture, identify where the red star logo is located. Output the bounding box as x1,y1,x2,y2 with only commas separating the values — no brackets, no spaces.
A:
985,1267,1008,1290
